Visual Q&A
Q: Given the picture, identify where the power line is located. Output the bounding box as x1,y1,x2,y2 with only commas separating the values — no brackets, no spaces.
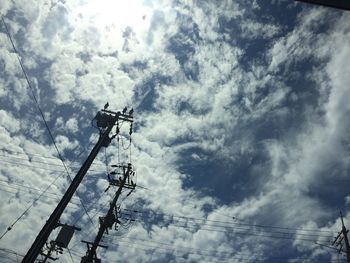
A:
0,149,62,160
72,191,110,226
23,107,133,262
0,156,108,174
121,210,333,243
130,217,324,243
71,193,131,255
70,205,332,262
0,145,332,237
105,238,338,263
1,15,94,229
0,155,151,189
332,211,350,263
82,163,135,262
0,171,65,240
0,180,136,218
0,158,71,173
0,164,128,243
0,248,41,263
0,178,333,246
0,180,99,206
0,182,81,205
0,149,107,168
0,187,81,208
0,180,113,214
0,153,79,169
69,204,336,262
0,254,17,263
67,247,76,263
126,208,335,234
1,16,71,181
0,145,93,240
0,158,105,175
107,236,263,261
0,156,150,191
0,156,150,195
112,239,261,262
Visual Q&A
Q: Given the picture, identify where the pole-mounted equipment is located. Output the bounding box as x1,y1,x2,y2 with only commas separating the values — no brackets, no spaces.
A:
22,105,133,263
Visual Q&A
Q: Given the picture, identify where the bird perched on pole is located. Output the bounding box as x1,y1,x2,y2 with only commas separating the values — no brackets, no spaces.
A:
104,102,109,110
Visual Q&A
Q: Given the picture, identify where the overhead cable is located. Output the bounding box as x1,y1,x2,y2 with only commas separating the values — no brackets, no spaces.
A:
2,16,94,227
105,238,338,263
125,208,335,234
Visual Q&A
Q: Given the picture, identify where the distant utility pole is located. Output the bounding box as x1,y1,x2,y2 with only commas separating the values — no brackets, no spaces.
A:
22,105,133,263
333,211,350,263
295,0,350,11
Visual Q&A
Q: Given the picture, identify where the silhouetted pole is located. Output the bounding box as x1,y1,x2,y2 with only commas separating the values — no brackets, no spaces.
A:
82,163,132,263
333,211,350,263
340,212,350,263
23,108,132,263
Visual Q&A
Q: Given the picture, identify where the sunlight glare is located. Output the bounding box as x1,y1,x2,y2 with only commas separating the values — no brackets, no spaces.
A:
79,0,151,33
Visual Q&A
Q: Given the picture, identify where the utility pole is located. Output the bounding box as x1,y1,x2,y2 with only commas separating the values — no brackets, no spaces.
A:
22,105,133,263
333,211,350,263
81,163,135,263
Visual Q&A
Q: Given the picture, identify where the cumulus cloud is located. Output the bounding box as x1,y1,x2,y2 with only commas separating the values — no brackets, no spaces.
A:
0,1,349,263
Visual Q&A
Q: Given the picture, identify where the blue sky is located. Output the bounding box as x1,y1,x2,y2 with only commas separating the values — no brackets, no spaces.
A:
0,0,350,262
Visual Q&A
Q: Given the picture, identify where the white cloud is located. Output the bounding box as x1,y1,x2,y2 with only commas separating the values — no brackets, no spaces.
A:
65,117,79,133
0,110,20,133
0,1,350,263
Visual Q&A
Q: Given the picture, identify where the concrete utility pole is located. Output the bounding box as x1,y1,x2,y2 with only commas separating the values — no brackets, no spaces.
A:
333,211,350,263
295,0,350,11
22,106,133,263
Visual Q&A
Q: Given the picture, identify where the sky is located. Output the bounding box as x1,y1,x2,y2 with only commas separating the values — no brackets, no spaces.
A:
0,0,350,262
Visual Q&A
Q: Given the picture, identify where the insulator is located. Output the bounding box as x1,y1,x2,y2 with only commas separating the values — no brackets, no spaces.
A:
116,121,120,134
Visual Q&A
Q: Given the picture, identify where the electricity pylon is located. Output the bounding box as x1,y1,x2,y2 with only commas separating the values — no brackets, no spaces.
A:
22,105,133,263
